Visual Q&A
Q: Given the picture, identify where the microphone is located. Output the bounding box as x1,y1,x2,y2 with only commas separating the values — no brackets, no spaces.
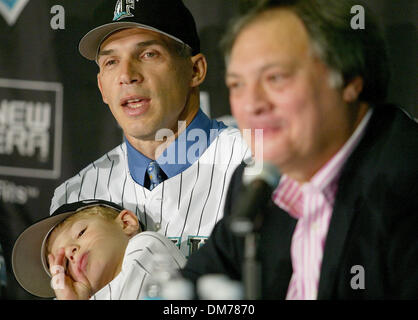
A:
229,161,281,236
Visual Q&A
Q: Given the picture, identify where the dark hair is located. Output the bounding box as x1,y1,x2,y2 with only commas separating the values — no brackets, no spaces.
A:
222,0,390,105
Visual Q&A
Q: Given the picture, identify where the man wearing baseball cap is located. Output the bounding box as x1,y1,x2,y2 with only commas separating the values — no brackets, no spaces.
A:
49,0,250,258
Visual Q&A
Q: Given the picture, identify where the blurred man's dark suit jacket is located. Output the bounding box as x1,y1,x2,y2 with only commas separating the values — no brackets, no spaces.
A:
181,105,418,299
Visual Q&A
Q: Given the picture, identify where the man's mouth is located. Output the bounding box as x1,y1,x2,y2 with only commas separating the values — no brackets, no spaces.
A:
120,96,150,109
259,127,282,135
249,119,285,135
120,96,151,116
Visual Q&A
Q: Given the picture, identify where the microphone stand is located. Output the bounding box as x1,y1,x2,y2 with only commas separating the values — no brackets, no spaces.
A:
229,162,281,300
229,210,263,300
243,231,261,300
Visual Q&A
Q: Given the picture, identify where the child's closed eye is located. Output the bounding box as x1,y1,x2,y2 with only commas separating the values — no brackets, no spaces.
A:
77,227,87,238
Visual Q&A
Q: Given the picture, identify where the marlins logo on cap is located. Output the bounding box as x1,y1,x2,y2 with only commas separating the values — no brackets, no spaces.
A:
113,0,139,21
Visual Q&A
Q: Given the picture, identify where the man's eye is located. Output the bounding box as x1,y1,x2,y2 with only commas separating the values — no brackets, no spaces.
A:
267,73,282,82
105,59,116,67
142,51,158,59
227,82,243,91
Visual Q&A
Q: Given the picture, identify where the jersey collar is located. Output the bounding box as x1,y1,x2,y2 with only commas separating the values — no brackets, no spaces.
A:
126,108,226,186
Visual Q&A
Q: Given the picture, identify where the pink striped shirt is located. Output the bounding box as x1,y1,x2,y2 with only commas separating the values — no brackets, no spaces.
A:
272,110,373,300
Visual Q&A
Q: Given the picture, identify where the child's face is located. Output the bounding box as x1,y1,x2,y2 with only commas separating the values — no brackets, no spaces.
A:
47,211,136,294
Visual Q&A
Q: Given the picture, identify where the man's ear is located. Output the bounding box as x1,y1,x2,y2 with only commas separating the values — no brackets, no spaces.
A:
190,53,207,88
117,209,140,236
343,76,364,103
97,73,108,104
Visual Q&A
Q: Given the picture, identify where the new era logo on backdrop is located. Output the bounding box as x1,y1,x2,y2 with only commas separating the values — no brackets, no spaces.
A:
0,0,29,25
0,78,63,179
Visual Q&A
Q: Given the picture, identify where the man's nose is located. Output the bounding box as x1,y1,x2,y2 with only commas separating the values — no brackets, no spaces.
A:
245,82,274,115
119,59,144,85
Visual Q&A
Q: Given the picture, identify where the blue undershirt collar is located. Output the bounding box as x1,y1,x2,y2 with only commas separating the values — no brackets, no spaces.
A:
126,109,227,186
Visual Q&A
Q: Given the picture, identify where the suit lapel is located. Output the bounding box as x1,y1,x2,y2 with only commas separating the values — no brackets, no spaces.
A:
317,109,385,299
259,200,297,298
317,182,362,299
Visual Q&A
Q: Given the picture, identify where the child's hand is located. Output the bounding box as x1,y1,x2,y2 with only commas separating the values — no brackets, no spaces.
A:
48,248,92,300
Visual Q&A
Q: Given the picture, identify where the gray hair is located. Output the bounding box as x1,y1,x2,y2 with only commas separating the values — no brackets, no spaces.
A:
222,0,390,105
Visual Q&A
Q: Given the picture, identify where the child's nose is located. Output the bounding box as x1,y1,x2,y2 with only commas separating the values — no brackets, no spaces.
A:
65,245,79,262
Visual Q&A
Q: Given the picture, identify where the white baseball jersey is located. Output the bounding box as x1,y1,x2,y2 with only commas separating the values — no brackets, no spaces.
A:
91,231,186,300
50,127,250,257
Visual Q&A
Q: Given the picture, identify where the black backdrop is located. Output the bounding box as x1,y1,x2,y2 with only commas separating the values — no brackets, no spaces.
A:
0,0,416,299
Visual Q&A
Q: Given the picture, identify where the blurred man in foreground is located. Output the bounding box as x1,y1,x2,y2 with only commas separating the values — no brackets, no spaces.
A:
181,0,418,299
